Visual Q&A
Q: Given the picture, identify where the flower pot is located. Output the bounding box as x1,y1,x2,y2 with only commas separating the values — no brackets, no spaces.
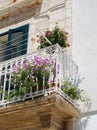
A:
51,82,56,87
12,0,16,3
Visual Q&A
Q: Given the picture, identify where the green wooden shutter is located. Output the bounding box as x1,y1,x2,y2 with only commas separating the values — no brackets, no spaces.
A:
0,32,8,62
7,24,29,60
22,24,29,55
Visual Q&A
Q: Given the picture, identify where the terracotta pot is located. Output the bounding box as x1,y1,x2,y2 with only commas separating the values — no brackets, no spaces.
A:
12,0,16,3
51,82,56,87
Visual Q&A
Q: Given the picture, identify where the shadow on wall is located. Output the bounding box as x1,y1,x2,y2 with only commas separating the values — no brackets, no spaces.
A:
74,100,92,130
74,116,90,130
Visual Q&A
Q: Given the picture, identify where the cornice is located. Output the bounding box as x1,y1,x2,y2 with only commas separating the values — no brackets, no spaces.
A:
0,0,42,21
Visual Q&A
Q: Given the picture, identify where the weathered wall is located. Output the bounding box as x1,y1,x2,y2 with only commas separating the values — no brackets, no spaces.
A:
0,0,12,8
0,0,72,55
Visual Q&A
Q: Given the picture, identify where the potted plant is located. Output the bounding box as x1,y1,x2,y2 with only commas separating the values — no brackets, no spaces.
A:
36,25,70,49
32,56,50,90
9,59,36,99
7,56,54,100
61,77,85,101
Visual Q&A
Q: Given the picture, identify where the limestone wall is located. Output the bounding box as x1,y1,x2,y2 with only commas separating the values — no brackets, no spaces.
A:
0,0,72,55
0,0,12,9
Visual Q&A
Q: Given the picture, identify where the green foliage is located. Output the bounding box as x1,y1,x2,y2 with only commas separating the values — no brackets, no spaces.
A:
62,78,84,100
33,66,49,87
7,56,51,100
37,26,70,49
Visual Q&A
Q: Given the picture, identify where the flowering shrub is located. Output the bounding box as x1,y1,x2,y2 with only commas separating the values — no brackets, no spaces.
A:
61,77,84,100
8,56,53,99
37,26,70,49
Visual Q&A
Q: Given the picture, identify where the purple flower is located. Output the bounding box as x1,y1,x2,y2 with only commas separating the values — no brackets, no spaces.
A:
23,64,29,69
42,58,49,65
51,60,55,65
49,79,54,83
33,56,50,67
23,59,29,69
23,59,29,64
13,65,19,73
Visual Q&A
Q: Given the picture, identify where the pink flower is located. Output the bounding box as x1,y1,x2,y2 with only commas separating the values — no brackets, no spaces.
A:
37,39,42,43
65,32,69,35
45,33,51,37
62,37,66,40
45,31,53,37
66,43,70,47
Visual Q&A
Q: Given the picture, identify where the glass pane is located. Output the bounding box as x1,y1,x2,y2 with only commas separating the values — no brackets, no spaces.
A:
0,34,8,62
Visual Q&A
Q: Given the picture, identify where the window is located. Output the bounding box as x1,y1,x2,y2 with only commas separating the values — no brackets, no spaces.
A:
0,24,29,62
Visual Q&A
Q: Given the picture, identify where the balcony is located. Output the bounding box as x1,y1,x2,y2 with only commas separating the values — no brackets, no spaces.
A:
0,44,80,130
0,43,78,106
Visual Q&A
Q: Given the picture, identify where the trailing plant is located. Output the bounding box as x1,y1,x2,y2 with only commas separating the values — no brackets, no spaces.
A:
61,77,87,101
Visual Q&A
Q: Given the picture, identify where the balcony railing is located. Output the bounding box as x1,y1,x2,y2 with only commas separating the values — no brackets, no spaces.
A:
0,44,78,107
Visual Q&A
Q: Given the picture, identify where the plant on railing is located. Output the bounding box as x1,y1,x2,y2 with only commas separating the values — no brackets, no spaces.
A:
61,77,85,101
32,56,51,88
7,56,53,99
36,25,70,49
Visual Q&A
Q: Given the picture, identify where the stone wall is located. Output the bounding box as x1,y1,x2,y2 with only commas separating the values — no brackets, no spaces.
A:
0,0,72,55
0,0,12,8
